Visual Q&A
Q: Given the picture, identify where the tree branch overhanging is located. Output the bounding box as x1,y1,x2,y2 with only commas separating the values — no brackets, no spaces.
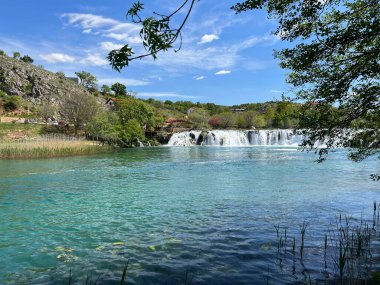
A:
108,0,197,71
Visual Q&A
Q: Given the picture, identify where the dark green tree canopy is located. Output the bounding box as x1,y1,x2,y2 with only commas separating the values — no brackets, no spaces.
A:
111,82,127,97
20,55,34,64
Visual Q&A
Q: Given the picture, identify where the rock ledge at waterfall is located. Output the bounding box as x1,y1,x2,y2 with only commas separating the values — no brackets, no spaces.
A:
167,130,305,146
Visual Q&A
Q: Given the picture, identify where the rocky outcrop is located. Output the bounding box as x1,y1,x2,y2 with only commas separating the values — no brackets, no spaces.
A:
0,55,89,104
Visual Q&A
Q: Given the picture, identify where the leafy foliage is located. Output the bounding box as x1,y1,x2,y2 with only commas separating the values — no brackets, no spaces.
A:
188,108,209,128
100,84,112,96
115,97,155,129
12,52,21,59
86,112,120,144
108,0,197,71
3,95,23,111
75,71,98,91
20,55,33,64
111,82,127,97
59,93,99,135
38,101,57,123
119,119,145,147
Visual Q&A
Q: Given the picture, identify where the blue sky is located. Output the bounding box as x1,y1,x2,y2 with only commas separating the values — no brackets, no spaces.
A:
0,0,291,105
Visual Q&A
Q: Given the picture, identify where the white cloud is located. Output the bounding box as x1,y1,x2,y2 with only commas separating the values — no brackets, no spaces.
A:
198,34,219,44
215,70,231,75
62,13,141,45
104,33,142,44
107,23,140,33
145,47,236,71
100,41,124,51
233,35,279,51
60,13,277,73
40,53,75,63
61,13,119,29
194,76,205,80
138,33,277,72
98,77,150,86
80,53,108,66
270,89,283,93
137,92,201,99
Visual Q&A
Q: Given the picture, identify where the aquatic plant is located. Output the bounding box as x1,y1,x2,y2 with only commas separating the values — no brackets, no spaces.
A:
271,202,380,285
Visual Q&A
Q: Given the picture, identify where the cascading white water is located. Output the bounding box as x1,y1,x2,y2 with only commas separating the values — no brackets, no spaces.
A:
167,130,305,146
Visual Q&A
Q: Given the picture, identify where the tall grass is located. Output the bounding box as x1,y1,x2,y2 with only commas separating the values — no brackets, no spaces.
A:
0,139,114,159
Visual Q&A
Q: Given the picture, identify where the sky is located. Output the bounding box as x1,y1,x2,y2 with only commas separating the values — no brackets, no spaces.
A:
0,0,292,105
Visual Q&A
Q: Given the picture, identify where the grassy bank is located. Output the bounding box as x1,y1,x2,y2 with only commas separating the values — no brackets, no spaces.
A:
0,122,46,140
0,139,114,159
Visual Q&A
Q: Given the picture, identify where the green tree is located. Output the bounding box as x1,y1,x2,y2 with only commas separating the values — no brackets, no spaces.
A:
218,112,236,129
75,71,98,91
120,119,145,147
273,96,292,128
12,52,21,59
59,93,99,135
0,50,7,57
20,55,33,63
38,101,57,123
238,111,257,129
265,104,275,128
86,111,120,144
111,82,127,97
115,97,155,129
100,84,112,96
252,114,266,129
189,108,209,128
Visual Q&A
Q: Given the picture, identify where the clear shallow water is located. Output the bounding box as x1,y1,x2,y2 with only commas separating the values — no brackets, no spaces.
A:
0,147,379,284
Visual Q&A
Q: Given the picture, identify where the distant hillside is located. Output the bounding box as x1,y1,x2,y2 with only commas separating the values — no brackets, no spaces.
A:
0,55,89,104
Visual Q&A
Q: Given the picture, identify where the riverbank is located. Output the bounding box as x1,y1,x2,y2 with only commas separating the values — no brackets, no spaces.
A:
0,139,114,159
0,122,116,159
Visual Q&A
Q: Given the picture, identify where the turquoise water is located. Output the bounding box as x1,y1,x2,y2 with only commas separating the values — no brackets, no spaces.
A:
0,147,379,284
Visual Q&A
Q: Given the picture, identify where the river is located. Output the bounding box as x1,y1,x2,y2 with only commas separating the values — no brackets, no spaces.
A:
0,146,379,284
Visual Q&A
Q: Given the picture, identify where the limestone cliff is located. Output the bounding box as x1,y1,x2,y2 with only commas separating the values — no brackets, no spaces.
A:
0,55,90,104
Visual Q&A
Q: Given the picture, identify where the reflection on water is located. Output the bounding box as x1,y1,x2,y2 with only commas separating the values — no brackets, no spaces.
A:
0,147,379,284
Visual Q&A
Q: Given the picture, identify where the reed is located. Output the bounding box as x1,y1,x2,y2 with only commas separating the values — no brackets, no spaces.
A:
0,139,114,159
300,221,308,259
273,203,379,285
120,261,129,285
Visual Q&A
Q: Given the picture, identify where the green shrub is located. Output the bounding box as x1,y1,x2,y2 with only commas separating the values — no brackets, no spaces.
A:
0,90,7,98
20,55,34,64
4,96,23,111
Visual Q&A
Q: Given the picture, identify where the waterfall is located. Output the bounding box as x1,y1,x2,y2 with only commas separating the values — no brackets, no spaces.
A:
167,130,305,146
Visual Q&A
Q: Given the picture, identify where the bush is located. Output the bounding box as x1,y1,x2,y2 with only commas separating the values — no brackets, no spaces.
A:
189,108,209,128
0,90,7,98
20,55,34,64
12,52,21,59
208,116,221,128
4,96,23,111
